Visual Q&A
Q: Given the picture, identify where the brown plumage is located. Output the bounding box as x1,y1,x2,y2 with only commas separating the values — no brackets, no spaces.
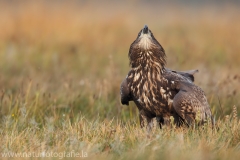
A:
120,25,213,129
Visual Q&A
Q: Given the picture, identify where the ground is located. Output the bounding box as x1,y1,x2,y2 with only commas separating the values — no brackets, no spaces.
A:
0,1,239,160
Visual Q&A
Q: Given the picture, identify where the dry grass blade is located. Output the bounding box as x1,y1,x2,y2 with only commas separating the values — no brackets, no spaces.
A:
0,1,240,160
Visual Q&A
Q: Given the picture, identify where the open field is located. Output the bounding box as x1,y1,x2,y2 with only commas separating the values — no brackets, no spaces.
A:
0,1,240,159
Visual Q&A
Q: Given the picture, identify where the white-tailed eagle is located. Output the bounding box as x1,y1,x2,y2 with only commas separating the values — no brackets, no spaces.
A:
120,25,213,129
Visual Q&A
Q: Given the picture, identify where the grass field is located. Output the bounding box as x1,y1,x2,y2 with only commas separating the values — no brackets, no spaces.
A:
0,1,240,159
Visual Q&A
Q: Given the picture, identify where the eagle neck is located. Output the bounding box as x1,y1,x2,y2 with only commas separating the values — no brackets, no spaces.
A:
131,49,166,76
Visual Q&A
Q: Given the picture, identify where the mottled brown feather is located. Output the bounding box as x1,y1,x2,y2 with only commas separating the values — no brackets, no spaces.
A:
120,25,213,129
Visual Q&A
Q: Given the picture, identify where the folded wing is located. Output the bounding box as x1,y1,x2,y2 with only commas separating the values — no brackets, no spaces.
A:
172,81,212,125
120,78,132,105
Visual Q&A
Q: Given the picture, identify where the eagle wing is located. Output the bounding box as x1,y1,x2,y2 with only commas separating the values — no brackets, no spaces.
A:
172,81,212,125
167,68,198,82
120,78,132,105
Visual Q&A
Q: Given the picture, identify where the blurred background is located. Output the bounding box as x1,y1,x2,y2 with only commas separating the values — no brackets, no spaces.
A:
0,0,239,122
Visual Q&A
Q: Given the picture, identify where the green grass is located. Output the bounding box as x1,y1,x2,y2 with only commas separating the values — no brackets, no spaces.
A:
0,1,240,159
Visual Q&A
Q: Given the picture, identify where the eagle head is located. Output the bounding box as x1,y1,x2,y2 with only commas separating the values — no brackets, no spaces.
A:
129,25,166,69
137,25,155,50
